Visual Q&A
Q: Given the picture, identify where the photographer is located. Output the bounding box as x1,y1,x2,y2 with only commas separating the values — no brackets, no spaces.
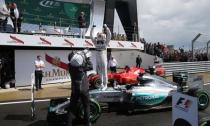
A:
67,49,93,126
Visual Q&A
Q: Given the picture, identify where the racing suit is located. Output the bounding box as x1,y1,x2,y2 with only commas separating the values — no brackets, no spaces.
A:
90,24,111,90
67,49,93,126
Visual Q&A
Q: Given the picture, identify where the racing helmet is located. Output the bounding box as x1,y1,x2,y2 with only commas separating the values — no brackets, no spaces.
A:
69,52,83,67
83,49,92,58
68,49,92,67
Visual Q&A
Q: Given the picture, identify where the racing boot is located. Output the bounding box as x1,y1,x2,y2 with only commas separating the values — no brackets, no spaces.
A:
101,85,107,91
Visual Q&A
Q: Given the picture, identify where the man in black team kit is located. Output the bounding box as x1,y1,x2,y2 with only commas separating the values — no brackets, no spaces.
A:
136,55,142,68
67,49,93,126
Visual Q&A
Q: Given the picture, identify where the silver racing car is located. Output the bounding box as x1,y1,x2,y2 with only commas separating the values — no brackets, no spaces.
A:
89,72,210,111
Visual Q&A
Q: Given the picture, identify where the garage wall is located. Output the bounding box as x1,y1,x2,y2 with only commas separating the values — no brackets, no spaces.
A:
110,50,156,69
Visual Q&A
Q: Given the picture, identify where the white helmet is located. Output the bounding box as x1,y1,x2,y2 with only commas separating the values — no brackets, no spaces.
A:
83,49,91,58
69,49,92,67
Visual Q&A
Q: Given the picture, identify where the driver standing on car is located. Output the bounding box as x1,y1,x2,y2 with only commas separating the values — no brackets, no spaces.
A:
90,24,111,91
67,49,93,126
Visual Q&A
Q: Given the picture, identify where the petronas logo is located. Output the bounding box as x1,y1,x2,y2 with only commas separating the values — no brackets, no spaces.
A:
40,0,61,8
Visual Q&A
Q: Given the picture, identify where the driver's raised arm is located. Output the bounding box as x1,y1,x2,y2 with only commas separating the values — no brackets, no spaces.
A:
90,25,97,44
104,24,111,44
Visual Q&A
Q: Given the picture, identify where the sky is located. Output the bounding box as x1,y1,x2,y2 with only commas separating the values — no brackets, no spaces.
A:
137,0,210,49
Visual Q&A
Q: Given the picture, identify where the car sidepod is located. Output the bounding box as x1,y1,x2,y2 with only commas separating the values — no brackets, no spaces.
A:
130,87,171,106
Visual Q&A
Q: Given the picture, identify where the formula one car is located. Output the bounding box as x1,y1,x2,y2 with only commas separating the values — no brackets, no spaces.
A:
148,64,166,77
89,72,209,112
88,65,166,89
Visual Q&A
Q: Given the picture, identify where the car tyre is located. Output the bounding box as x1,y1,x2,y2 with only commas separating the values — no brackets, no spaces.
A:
199,117,210,126
78,99,101,123
196,90,210,110
93,77,102,89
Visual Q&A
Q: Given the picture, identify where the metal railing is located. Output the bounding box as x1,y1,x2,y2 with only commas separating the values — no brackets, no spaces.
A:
161,61,210,76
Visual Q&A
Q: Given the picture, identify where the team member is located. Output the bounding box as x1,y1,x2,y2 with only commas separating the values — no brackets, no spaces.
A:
108,56,118,73
90,24,111,90
67,49,93,126
34,55,45,91
136,55,142,68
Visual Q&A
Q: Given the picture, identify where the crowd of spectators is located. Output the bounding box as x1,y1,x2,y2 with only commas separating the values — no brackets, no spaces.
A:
144,41,209,62
112,32,127,41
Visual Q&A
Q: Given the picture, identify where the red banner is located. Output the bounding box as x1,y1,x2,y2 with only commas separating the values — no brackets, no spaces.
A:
40,37,52,45
85,40,94,47
131,43,137,48
45,54,68,70
10,35,24,44
64,39,74,46
118,42,124,47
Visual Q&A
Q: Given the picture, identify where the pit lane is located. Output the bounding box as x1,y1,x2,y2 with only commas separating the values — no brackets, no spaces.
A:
0,84,209,126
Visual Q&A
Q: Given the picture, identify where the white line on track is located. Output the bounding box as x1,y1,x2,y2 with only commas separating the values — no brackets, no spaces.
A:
0,99,50,105
204,83,210,86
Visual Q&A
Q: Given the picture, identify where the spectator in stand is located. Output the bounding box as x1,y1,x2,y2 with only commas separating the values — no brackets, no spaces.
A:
0,2,10,32
2,3,11,32
108,56,118,73
154,55,159,64
136,55,142,68
113,32,117,40
132,22,138,42
78,11,86,38
10,3,22,33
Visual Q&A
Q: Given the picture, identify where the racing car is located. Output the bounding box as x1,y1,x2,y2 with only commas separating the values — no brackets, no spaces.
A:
148,64,166,77
89,65,167,89
89,72,210,112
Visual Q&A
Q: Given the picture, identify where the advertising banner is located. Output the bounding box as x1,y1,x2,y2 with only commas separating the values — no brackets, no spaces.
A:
5,0,90,27
0,33,144,50
172,92,198,126
15,50,97,86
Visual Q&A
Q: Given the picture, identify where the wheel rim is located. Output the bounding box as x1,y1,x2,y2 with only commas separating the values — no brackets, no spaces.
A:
79,102,100,122
94,78,102,89
198,94,209,107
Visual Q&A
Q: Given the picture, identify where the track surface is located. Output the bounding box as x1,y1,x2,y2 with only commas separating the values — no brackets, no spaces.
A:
0,85,210,126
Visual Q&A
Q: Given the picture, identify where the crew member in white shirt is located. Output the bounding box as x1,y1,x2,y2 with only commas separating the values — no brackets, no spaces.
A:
35,55,45,91
108,56,118,73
